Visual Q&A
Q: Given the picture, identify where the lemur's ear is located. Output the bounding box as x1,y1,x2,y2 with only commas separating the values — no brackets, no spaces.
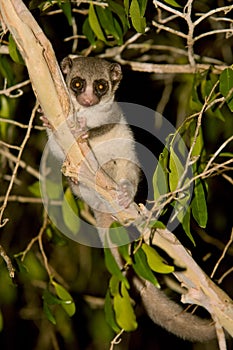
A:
60,56,73,75
109,63,122,83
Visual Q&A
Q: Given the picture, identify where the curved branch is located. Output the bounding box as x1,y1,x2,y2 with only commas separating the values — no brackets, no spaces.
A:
194,29,233,42
194,5,233,26
115,56,228,74
152,20,187,39
153,0,185,19
147,228,233,338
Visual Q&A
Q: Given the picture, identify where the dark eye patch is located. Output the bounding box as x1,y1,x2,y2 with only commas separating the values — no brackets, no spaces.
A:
70,77,86,94
94,79,109,97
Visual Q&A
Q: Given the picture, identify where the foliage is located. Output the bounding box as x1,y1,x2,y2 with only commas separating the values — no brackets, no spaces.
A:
0,1,233,349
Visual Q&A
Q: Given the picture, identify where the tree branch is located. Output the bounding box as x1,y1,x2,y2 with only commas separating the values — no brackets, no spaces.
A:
114,56,228,74
146,227,233,338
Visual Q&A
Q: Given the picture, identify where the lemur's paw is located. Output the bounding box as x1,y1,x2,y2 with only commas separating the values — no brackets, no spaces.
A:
117,179,134,208
78,116,87,131
40,115,52,128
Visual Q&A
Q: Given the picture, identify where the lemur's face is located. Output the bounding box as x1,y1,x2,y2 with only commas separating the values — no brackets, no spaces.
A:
61,57,122,108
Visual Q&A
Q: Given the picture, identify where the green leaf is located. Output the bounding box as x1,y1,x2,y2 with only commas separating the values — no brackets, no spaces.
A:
159,147,170,171
88,3,106,43
118,244,131,264
218,152,233,158
182,207,195,245
41,179,62,200
8,34,24,65
153,157,168,201
113,283,137,331
82,18,96,46
190,72,206,111
0,95,10,118
169,147,184,192
0,309,3,332
132,248,160,287
43,289,62,305
52,282,76,317
28,181,41,197
23,252,47,280
113,18,124,45
43,300,56,325
109,0,129,32
164,0,182,7
190,124,204,158
141,243,174,274
168,139,192,225
104,290,121,333
62,187,80,234
149,220,166,229
192,179,208,228
138,0,148,16
109,222,130,247
96,6,121,43
46,226,67,246
104,248,130,289
0,96,11,138
124,0,130,16
109,275,120,297
109,222,131,262
200,74,217,103
58,1,72,26
0,55,15,85
219,67,233,112
130,0,146,33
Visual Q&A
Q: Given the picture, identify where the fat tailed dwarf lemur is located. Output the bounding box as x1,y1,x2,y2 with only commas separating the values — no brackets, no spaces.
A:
41,56,216,342
41,56,140,230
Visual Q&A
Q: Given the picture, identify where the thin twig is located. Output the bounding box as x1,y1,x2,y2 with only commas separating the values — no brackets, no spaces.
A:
156,76,174,114
38,212,52,279
218,266,233,284
221,173,233,185
184,0,195,66
109,329,124,350
152,20,187,39
113,57,227,74
194,5,233,27
0,140,21,151
127,43,226,65
0,147,40,179
20,210,52,279
194,29,233,42
0,196,42,204
0,244,15,278
0,101,38,227
204,135,233,172
177,80,219,190
211,228,233,279
153,0,185,19
0,79,31,97
0,117,44,130
74,0,108,7
196,226,233,256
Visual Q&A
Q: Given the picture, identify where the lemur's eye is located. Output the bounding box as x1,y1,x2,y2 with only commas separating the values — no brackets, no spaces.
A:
70,77,85,94
94,79,108,96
